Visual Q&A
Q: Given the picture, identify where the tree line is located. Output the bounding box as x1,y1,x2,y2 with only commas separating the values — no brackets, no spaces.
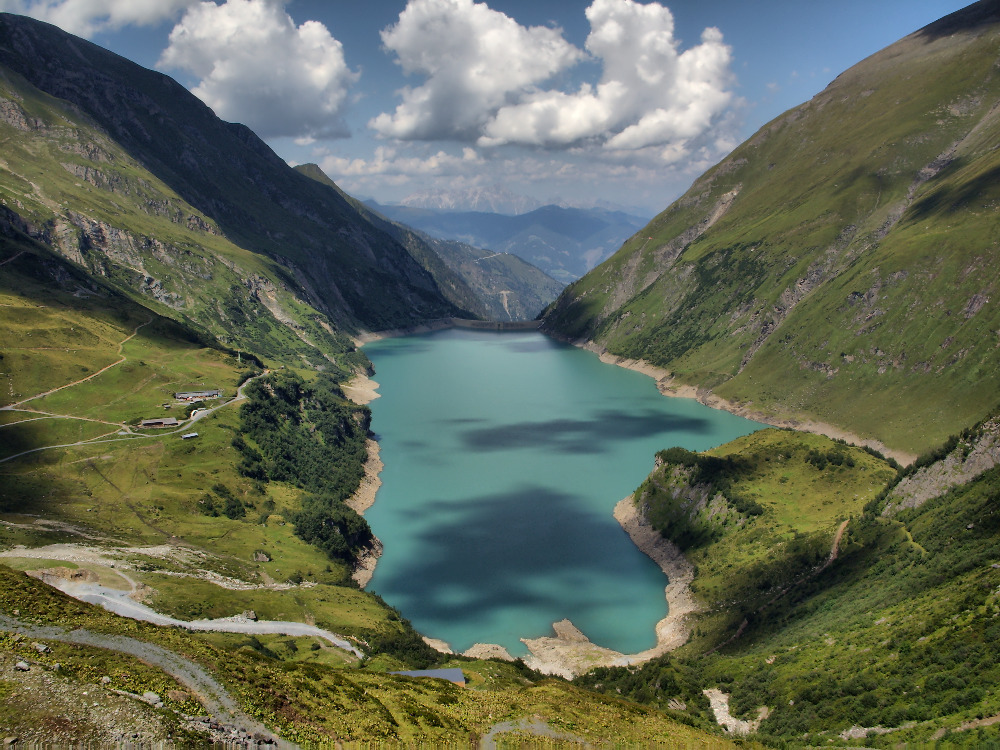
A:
232,370,374,566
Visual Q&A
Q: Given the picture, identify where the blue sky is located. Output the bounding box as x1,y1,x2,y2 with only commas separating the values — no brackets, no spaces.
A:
0,0,973,213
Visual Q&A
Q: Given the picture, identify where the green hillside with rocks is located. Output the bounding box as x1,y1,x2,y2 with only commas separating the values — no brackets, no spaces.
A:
578,413,1000,746
543,1,1000,456
0,9,746,747
4,1,1000,746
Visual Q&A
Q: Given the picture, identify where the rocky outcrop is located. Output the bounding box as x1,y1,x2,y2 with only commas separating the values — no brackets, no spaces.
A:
884,415,1000,513
0,93,42,131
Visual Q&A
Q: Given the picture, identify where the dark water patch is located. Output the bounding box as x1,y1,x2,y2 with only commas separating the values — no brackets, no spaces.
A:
497,338,563,354
459,409,709,453
377,486,640,624
363,340,434,358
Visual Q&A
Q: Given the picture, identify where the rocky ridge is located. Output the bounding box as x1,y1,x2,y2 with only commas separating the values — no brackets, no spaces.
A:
884,414,1000,513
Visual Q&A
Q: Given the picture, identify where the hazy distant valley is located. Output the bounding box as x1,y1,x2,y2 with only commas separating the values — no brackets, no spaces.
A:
366,198,650,284
2,2,1000,747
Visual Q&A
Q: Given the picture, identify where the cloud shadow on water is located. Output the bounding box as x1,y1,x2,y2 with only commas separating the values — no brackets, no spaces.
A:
375,486,650,629
458,409,710,453
365,340,433,358
496,338,562,355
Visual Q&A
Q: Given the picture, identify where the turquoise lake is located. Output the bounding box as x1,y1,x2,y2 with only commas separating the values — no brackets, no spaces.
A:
363,328,763,657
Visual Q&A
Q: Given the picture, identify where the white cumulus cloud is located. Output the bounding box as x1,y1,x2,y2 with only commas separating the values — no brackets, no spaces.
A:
483,0,734,158
320,145,483,179
374,0,735,164
0,0,196,36
158,0,358,139
369,0,583,141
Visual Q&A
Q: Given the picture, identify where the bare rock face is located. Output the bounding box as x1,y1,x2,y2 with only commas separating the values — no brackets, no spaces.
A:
0,94,41,130
884,415,1000,514
140,691,162,707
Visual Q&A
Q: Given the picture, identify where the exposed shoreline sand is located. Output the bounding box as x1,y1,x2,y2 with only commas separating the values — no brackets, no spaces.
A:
582,343,917,467
343,373,384,588
342,373,381,406
515,498,698,678
419,497,698,679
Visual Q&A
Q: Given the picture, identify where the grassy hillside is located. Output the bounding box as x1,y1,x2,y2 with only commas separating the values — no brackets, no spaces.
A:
0,565,741,746
0,71,372,371
577,424,1000,745
633,430,897,646
543,1,1000,455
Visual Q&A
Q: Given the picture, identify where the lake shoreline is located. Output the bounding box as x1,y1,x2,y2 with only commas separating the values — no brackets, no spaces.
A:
344,328,732,676
414,496,700,679
509,498,699,678
358,325,914,465
343,373,384,588
574,340,916,466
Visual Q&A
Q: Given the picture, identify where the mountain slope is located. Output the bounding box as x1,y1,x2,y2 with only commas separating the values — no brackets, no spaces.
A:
297,164,563,320
294,163,491,319
369,200,649,283
418,235,565,321
579,419,1000,745
543,0,1000,455
0,12,467,357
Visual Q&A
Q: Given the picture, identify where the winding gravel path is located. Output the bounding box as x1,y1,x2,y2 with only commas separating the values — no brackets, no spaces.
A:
0,614,296,748
45,577,365,658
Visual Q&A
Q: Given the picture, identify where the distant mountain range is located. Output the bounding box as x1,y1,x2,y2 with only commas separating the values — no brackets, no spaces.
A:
297,165,564,321
397,185,542,215
366,200,650,284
